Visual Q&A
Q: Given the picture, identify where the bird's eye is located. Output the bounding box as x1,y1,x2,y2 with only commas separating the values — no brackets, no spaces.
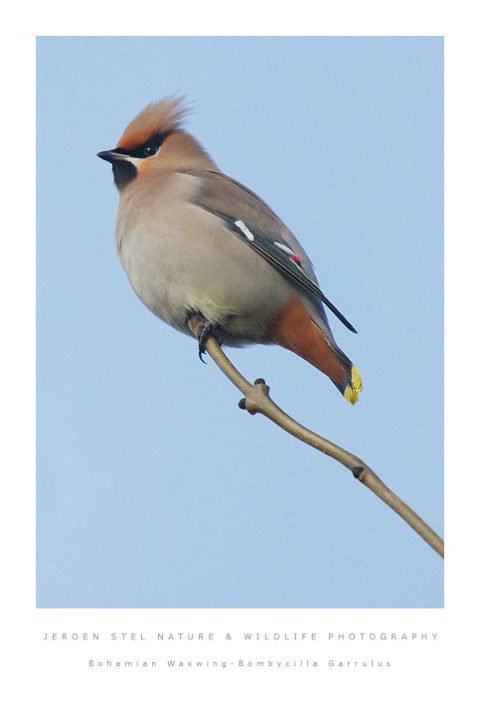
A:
128,132,170,160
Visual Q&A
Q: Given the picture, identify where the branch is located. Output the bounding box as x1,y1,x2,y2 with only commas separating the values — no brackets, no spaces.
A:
189,317,444,559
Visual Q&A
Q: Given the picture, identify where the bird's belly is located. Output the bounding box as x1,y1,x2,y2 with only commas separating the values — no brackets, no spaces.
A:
116,210,292,345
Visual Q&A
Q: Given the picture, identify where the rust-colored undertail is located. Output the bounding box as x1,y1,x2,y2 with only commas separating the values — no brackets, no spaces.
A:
268,298,362,404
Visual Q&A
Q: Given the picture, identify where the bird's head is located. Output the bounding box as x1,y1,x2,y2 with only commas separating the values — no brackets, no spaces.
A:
98,96,217,189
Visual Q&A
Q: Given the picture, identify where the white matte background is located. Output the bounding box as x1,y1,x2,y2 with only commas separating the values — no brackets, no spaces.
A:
3,1,477,714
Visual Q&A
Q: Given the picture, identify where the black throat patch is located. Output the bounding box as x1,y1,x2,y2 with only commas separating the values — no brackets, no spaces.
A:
112,160,137,189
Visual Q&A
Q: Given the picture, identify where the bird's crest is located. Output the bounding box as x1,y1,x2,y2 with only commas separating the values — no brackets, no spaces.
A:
116,95,190,151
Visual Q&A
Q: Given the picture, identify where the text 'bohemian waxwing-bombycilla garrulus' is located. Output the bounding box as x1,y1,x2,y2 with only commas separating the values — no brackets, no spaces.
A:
98,96,363,403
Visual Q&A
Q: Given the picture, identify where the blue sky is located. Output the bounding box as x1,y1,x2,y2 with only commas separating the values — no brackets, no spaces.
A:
36,36,443,608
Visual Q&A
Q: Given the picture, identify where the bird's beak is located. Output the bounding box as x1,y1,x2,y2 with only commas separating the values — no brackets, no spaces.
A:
97,149,128,164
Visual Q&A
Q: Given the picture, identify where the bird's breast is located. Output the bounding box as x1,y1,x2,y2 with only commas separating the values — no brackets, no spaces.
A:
114,173,294,343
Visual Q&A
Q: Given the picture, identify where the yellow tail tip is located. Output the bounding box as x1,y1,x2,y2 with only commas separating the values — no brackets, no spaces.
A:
343,365,363,405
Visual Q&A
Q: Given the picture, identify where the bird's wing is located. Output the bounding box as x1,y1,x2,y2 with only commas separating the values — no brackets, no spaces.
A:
185,169,357,333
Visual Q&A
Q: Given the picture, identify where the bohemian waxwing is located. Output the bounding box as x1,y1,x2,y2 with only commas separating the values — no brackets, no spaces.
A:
98,96,363,403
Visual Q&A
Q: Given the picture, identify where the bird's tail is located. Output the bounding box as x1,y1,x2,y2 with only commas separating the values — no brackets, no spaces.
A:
268,298,363,404
301,332,363,404
334,359,363,405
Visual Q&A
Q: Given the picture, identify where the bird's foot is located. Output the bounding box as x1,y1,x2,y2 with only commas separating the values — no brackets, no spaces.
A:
187,312,224,362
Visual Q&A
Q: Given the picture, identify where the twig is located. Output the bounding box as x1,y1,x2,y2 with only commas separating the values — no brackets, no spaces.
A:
189,317,444,558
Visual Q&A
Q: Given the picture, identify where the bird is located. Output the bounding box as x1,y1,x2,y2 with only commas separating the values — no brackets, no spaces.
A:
98,96,362,403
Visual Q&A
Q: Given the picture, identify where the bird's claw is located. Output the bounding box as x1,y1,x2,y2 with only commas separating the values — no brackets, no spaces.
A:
188,312,223,362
